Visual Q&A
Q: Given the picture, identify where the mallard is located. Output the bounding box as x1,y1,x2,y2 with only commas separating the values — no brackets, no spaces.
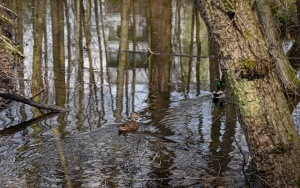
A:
119,112,140,132
212,80,225,103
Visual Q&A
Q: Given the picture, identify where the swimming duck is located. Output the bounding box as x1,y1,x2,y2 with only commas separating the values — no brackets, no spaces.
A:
212,80,225,103
119,112,140,132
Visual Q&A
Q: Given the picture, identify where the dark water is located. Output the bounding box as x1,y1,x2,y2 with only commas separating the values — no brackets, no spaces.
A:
0,0,282,187
0,91,249,187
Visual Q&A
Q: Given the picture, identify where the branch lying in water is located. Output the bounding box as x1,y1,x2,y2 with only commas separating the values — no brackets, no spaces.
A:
0,112,59,136
0,92,69,112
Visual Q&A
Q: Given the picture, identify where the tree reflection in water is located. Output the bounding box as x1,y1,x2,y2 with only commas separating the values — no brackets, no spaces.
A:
0,0,249,187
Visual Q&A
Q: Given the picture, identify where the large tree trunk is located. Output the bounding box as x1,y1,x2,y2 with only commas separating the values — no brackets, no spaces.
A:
148,0,172,94
195,1,300,187
255,0,300,92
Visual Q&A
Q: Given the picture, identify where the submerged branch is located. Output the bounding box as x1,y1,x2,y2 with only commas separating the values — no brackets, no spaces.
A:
0,112,59,136
0,92,69,112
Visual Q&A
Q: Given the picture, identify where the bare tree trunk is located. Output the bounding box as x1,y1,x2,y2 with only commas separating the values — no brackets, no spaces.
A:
32,0,46,98
148,0,172,94
51,0,66,106
195,1,300,186
50,0,65,63
115,0,131,120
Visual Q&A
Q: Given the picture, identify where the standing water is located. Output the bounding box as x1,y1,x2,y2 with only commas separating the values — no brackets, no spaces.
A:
0,1,251,187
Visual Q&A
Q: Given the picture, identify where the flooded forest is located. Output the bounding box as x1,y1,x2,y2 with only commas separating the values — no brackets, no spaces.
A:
0,0,300,187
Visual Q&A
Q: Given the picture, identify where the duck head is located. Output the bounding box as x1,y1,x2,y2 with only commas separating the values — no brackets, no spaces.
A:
130,112,140,121
217,80,222,90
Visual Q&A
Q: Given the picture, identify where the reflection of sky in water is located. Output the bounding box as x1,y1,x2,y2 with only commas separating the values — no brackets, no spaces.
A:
284,40,300,134
293,106,300,135
2,0,291,187
0,86,249,187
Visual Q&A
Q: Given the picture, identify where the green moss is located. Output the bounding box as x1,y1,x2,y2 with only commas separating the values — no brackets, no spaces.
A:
245,31,251,39
296,178,300,188
0,14,14,25
226,74,261,117
0,37,23,58
107,0,121,6
223,0,236,9
237,58,255,70
287,63,300,86
288,132,295,144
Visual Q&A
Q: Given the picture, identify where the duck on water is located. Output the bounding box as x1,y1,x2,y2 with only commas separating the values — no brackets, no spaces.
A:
119,112,140,133
212,80,225,106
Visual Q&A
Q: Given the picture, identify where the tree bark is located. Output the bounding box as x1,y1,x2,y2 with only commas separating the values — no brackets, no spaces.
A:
148,0,172,94
195,1,300,187
51,0,66,106
32,0,46,101
255,0,300,92
115,0,131,120
287,0,300,68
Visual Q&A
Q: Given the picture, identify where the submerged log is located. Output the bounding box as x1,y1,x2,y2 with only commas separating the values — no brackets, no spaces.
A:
0,92,69,112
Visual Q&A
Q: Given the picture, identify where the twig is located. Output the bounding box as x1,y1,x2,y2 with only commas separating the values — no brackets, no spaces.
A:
118,50,213,58
254,174,275,188
146,47,153,54
115,176,216,181
30,89,45,99
233,136,251,186
216,159,221,176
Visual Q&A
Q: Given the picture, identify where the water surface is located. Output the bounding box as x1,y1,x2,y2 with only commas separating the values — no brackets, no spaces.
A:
0,1,254,187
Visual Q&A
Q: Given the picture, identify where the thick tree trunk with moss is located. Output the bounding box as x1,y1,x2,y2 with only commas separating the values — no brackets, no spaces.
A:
195,0,300,187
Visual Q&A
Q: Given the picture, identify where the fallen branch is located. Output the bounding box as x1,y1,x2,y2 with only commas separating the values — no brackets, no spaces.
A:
234,136,251,186
118,49,214,58
0,92,69,112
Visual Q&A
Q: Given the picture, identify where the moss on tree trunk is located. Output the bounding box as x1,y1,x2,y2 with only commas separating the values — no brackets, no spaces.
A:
195,0,300,186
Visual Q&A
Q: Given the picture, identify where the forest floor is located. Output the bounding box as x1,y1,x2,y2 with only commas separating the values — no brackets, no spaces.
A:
0,49,15,109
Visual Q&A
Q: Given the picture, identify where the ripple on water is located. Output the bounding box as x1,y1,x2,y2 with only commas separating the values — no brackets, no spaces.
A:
0,93,249,187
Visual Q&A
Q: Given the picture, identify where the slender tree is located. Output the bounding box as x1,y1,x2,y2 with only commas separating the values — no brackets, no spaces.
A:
115,0,131,120
32,0,46,100
51,0,66,106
